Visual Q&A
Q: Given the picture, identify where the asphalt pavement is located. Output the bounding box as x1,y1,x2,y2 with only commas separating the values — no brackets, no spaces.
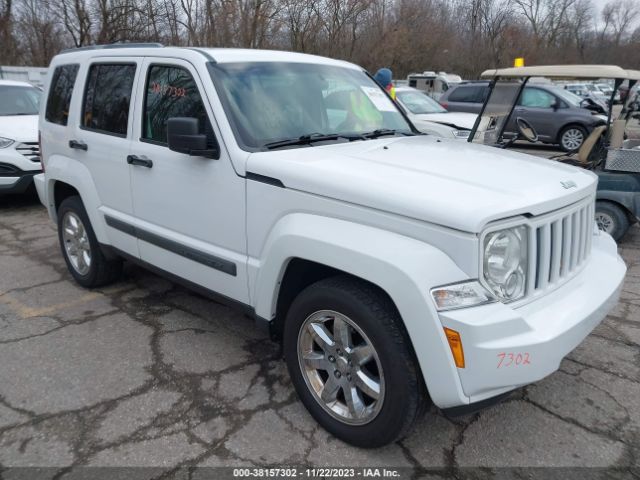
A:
0,188,639,478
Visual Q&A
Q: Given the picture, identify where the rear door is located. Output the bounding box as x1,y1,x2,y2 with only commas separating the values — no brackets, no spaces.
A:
71,58,141,257
441,85,486,113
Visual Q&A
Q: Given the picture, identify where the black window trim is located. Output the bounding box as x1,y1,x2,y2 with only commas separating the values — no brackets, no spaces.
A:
139,62,211,147
45,63,80,126
80,61,138,139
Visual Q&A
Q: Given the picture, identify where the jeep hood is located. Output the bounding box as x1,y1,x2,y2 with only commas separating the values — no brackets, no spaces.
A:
0,115,38,142
246,135,596,232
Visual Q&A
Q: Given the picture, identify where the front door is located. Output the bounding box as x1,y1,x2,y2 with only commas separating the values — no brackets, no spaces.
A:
128,58,248,303
508,87,557,142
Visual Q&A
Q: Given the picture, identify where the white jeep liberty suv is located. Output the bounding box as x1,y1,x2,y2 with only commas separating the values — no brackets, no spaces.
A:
35,44,626,448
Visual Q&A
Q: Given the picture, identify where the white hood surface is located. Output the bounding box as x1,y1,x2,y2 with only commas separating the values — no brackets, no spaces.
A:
247,135,596,233
412,112,477,130
0,115,38,142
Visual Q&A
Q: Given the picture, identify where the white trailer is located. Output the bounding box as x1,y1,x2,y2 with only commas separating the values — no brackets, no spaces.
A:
0,66,48,89
407,71,462,100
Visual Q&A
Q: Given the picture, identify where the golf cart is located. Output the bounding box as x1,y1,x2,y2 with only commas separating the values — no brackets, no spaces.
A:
469,65,640,240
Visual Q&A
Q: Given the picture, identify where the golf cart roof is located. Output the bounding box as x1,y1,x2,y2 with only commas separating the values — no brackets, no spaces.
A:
626,70,640,81
481,65,628,80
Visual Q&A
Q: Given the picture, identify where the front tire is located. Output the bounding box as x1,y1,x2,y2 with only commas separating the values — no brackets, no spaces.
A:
558,125,587,152
283,276,427,448
57,196,122,287
595,201,629,241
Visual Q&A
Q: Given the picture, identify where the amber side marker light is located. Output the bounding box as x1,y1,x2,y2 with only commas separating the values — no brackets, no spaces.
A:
444,327,465,368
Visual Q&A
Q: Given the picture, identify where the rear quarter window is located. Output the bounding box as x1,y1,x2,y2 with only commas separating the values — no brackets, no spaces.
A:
45,64,79,126
447,86,486,103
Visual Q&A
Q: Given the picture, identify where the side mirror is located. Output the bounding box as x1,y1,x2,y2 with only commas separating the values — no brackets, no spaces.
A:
167,117,219,159
550,100,559,111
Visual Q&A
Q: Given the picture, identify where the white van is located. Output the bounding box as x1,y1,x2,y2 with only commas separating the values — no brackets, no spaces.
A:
35,44,625,447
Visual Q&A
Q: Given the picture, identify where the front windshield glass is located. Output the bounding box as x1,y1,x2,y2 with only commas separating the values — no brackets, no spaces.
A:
469,79,523,145
396,90,447,114
209,62,413,149
0,85,41,116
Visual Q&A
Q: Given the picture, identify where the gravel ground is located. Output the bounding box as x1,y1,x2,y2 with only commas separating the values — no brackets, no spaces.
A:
0,187,639,479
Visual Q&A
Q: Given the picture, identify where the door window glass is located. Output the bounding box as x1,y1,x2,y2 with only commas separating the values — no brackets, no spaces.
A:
520,88,555,108
45,64,79,125
448,86,484,103
142,65,210,144
82,63,136,136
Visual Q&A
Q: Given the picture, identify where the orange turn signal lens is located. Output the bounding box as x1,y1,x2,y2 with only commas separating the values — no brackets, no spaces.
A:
444,327,465,368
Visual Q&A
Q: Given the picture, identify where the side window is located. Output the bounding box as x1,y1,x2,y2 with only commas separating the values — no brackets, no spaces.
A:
82,63,136,136
45,64,79,126
520,88,555,108
142,65,210,144
448,86,479,103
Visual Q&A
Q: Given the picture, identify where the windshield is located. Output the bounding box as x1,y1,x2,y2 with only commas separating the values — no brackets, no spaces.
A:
469,79,523,145
208,62,413,150
0,85,41,116
396,89,447,114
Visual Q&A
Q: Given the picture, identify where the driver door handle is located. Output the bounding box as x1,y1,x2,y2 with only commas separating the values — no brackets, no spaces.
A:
69,140,88,151
127,155,153,168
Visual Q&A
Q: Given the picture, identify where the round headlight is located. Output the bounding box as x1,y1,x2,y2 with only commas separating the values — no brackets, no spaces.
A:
483,226,528,301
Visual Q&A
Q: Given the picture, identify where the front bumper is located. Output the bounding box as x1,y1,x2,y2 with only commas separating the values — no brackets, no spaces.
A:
439,231,625,404
0,170,40,195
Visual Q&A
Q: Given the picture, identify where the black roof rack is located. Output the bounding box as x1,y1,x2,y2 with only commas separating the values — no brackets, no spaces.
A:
61,43,164,54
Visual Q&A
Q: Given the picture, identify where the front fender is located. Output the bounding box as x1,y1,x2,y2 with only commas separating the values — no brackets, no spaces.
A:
44,155,108,244
252,213,472,407
597,190,640,218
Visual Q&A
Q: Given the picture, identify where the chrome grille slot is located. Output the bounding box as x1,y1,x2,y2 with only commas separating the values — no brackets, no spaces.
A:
15,142,40,163
527,196,594,297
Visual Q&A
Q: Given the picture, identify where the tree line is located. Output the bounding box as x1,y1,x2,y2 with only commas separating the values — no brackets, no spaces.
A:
1,0,639,79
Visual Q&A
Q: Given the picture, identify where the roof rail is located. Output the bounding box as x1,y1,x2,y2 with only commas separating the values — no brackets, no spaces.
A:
61,43,164,54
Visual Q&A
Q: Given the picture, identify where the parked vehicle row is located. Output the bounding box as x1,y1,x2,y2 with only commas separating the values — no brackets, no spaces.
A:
0,80,42,195
439,81,608,151
33,45,625,448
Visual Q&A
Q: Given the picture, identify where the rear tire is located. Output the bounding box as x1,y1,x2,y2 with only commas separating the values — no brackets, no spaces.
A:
558,125,587,152
283,275,427,448
57,196,122,288
595,201,629,241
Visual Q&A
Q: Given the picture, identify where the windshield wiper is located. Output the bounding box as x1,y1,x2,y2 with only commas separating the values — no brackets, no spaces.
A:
263,133,363,150
362,128,415,139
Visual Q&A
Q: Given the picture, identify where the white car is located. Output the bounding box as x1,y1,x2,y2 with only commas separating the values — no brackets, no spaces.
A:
595,83,621,104
0,80,42,195
394,86,476,139
35,45,625,448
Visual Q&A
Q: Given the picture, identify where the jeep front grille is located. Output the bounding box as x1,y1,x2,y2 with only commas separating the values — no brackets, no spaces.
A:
15,142,40,162
526,196,594,296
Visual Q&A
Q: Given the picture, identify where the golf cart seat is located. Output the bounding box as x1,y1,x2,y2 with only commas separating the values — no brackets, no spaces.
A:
555,125,607,167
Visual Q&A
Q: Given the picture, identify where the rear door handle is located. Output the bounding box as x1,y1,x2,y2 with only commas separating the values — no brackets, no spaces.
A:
127,155,153,168
69,140,88,151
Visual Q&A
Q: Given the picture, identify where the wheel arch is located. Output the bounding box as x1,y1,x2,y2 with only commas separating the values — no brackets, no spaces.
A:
556,122,588,145
44,155,108,243
597,192,639,224
251,213,471,408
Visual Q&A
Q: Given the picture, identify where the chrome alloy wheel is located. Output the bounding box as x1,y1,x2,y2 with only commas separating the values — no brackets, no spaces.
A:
62,212,92,275
595,212,614,234
297,310,385,425
561,128,584,151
